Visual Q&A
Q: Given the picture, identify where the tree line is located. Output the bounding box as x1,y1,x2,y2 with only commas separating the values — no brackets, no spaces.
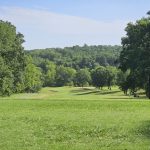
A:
0,20,123,96
27,45,121,69
25,59,123,89
1,11,150,99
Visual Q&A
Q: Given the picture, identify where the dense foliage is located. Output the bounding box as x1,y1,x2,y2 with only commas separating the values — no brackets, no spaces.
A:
27,45,121,69
25,45,123,88
74,69,91,87
119,12,150,98
26,45,122,89
0,20,42,96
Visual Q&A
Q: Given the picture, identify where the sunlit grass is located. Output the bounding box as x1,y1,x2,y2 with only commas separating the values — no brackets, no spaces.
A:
0,87,150,150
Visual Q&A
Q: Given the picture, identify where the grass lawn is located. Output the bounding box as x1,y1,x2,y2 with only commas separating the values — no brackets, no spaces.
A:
0,87,150,150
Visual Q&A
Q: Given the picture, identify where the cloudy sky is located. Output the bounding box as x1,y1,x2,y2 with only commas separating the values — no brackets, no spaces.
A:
0,0,150,49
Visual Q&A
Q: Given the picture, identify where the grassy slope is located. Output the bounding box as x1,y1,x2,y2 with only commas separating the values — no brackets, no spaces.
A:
0,87,150,150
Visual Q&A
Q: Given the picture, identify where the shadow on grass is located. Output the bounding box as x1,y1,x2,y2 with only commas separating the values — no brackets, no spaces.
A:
76,90,100,95
71,88,94,93
138,92,146,95
136,120,150,139
105,95,147,100
71,89,148,100
104,97,133,100
49,90,58,92
96,90,121,95
75,90,121,96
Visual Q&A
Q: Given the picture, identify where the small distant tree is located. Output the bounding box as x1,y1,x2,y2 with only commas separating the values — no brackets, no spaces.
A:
74,69,91,87
91,66,107,89
116,70,130,95
56,66,76,86
106,66,117,90
24,57,42,93
41,60,56,86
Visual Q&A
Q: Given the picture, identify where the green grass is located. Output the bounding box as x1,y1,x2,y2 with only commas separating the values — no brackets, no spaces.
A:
0,87,150,150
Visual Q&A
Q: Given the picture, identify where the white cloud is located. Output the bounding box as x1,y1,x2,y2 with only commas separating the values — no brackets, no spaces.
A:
0,6,128,49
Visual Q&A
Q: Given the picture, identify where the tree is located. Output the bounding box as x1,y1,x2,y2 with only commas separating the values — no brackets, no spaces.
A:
0,20,27,94
119,12,150,98
74,69,91,87
91,66,107,89
0,57,14,96
117,70,130,95
106,66,117,90
147,11,150,15
40,60,56,86
24,62,42,93
56,66,76,86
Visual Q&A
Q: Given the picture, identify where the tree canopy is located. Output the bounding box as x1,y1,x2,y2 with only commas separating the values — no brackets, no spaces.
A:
27,45,121,70
0,20,42,96
119,12,150,98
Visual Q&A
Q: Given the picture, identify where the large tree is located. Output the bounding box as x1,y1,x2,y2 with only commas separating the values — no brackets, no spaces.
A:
0,20,44,95
0,20,27,94
119,12,150,98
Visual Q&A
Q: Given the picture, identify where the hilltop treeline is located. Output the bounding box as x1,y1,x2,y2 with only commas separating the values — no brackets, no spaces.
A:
26,45,123,88
27,45,121,69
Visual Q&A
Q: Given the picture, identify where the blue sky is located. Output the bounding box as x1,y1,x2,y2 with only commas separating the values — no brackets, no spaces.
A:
0,0,149,49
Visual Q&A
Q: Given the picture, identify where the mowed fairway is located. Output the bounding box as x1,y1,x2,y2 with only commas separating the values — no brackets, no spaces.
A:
0,87,150,150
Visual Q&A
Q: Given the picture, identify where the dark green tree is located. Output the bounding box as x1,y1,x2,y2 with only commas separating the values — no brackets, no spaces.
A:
74,69,91,87
56,66,76,86
106,66,117,90
117,70,130,95
91,66,107,89
119,12,150,98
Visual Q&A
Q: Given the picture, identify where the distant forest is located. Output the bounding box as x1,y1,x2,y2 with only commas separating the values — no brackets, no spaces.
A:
26,45,122,89
27,45,122,69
